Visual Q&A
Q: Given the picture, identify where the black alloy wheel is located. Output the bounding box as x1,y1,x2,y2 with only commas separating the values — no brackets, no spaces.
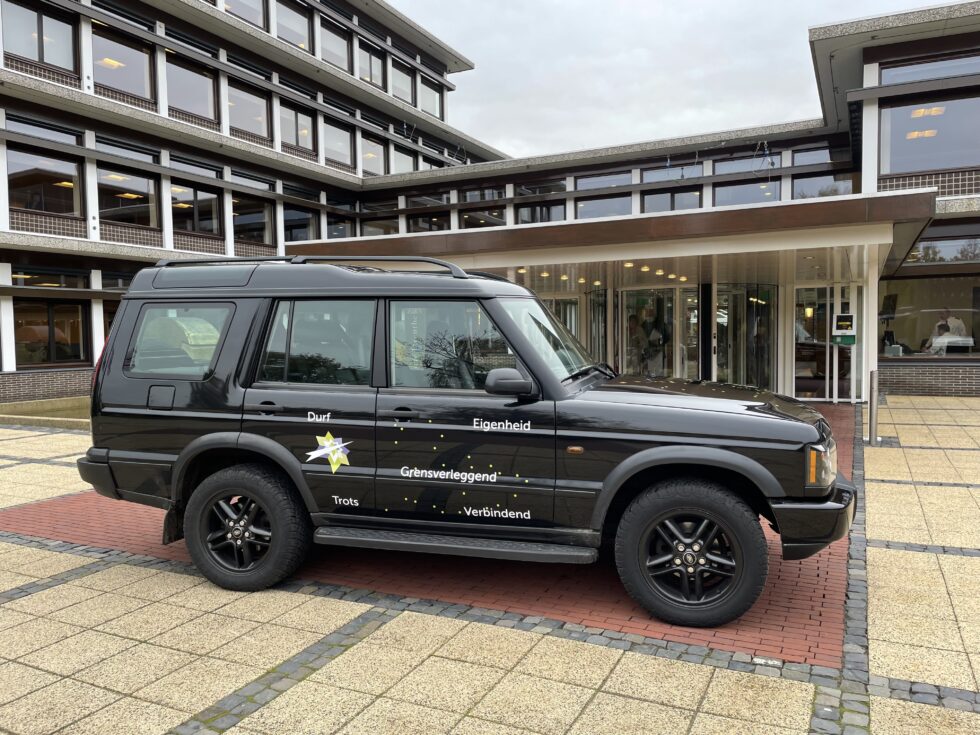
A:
204,493,272,571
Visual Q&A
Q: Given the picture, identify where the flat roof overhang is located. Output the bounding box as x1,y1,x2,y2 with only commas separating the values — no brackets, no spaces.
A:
288,190,936,269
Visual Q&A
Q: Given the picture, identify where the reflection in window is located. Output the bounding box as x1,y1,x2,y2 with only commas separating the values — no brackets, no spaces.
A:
260,300,374,384
419,76,442,118
321,20,350,70
283,204,319,241
391,146,416,174
407,192,450,207
462,187,505,202
408,212,450,233
11,268,87,288
323,120,354,166
98,166,158,227
576,172,631,190
95,138,158,164
460,208,505,229
714,180,779,206
642,163,702,183
389,300,517,389
128,304,231,378
14,300,88,366
792,174,854,199
277,0,310,50
392,59,414,103
280,104,315,151
5,117,81,145
792,148,830,166
171,182,221,235
642,189,701,213
882,54,980,85
358,41,385,88
7,147,82,215
879,276,978,358
714,154,780,175
361,136,387,176
93,28,154,100
233,195,273,243
167,57,216,120
360,217,398,236
880,96,980,175
516,203,565,224
516,179,566,196
228,83,270,138
575,195,631,219
225,0,266,28
2,0,76,71
905,238,980,265
327,213,355,238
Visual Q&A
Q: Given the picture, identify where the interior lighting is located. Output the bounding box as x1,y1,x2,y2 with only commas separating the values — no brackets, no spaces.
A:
668,273,677,279
655,268,664,275
540,271,550,278
172,202,193,208
640,265,650,272
906,130,937,139
116,192,143,199
577,277,586,284
805,306,814,318
103,173,130,182
560,274,569,281
593,280,601,286
679,276,688,282
624,262,634,268
910,106,945,118
96,57,126,70
517,267,526,274
53,181,75,188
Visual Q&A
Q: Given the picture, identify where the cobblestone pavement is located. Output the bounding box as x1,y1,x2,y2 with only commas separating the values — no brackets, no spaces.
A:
0,403,975,733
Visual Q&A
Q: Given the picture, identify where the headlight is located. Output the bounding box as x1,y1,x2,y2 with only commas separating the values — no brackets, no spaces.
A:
807,437,837,487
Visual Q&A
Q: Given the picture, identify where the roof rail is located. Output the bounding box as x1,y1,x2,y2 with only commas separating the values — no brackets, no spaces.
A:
466,271,511,283
290,255,469,279
155,256,291,267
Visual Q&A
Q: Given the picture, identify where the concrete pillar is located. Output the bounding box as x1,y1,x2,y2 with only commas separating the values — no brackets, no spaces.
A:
0,140,9,232
274,180,286,255
780,150,792,201
318,190,328,240
218,60,231,135
154,24,168,114
83,132,100,241
79,18,95,93
266,0,277,34
90,270,105,362
504,183,515,225
701,160,713,208
271,89,283,151
631,168,641,214
0,263,14,372
397,194,407,233
353,112,364,176
222,178,235,256
448,188,459,230
160,175,174,250
311,14,322,58
565,175,575,220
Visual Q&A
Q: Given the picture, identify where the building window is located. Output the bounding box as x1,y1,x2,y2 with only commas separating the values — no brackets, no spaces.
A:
408,212,450,232
713,153,780,175
460,208,505,228
461,186,505,202
1,0,76,72
576,172,631,190
792,148,831,166
642,188,701,213
11,268,88,288
358,41,385,89
392,59,415,104
167,57,217,121
283,204,319,241
233,195,273,243
6,116,81,145
277,0,310,51
327,212,354,238
98,166,159,227
361,135,387,176
170,156,222,178
227,82,270,138
419,157,443,170
516,179,566,196
516,202,565,224
878,275,979,358
714,180,780,206
171,181,221,235
225,0,266,28
407,192,450,207
95,137,159,164
419,75,442,118
881,53,980,85
321,20,351,71
391,146,417,174
322,119,354,166
92,28,155,101
280,103,316,151
642,163,703,183
360,217,398,236
792,174,855,199
14,300,89,367
880,95,980,175
906,238,980,266
575,194,631,219
7,147,82,215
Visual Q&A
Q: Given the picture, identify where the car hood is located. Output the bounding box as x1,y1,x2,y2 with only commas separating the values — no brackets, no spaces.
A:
579,375,828,433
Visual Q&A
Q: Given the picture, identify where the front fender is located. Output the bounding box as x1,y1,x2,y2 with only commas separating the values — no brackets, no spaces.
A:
589,445,786,530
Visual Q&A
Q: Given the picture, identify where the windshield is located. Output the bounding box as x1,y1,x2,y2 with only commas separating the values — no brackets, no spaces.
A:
498,297,595,381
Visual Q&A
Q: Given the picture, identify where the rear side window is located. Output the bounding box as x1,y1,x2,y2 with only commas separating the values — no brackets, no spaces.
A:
258,300,374,385
127,303,233,379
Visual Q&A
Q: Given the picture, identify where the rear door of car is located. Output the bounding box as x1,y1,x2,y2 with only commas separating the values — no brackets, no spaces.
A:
242,298,378,516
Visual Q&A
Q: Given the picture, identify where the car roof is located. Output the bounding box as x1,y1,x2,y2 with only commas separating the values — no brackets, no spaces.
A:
125,260,535,300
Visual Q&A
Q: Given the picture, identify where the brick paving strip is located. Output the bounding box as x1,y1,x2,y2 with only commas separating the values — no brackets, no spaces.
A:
866,539,980,558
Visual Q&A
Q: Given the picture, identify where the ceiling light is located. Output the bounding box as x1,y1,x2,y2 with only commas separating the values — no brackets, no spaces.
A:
640,265,650,272
906,130,937,140
35,282,63,287
624,261,634,268
96,57,126,70
11,274,33,279
803,255,814,260
805,306,814,318
172,202,193,208
655,268,664,275
171,186,187,193
560,274,569,281
910,106,945,118
540,271,550,278
103,173,130,182
478,219,485,223
116,192,143,199
679,276,688,282
364,152,377,158
53,181,75,188
593,280,602,286
577,277,586,284
517,267,526,274
668,273,677,279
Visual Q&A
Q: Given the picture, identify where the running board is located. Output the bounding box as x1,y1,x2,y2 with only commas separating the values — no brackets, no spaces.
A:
313,527,597,564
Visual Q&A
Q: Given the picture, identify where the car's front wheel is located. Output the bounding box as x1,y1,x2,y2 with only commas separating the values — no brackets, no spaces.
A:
184,463,312,591
614,478,768,627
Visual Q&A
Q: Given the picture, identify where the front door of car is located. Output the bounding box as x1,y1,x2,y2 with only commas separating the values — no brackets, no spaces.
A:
375,300,556,527
242,299,378,516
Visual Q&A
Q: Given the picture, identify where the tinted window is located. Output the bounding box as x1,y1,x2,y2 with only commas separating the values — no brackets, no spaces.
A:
128,303,232,378
283,204,319,241
277,0,310,51
516,202,565,224
98,166,159,227
14,300,88,366
882,54,980,85
320,20,350,70
792,174,854,199
2,0,76,71
389,301,518,389
171,181,221,234
6,117,80,145
392,59,414,103
93,29,154,99
260,300,374,384
516,179,566,196
642,188,701,213
460,208,504,228
167,58,215,119
714,180,779,206
408,212,450,232
642,163,702,183
360,217,398,236
419,76,442,118
327,213,354,238
880,96,980,175
233,195,272,243
792,148,831,166
575,195,631,219
576,172,631,190
228,83,269,137
462,187,505,202
7,147,82,215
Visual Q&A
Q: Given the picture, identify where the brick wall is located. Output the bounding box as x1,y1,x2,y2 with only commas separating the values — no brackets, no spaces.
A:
0,369,93,403
878,363,980,396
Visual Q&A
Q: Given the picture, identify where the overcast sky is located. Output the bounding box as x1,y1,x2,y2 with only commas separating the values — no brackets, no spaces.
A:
389,0,938,158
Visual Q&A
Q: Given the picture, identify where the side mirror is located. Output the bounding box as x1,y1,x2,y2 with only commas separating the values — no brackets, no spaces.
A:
485,367,534,397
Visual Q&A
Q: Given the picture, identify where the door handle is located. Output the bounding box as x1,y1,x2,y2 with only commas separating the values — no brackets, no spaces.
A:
379,408,420,419
245,402,284,414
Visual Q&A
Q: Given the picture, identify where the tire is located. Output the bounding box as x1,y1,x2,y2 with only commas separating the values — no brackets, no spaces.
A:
184,463,313,591
614,478,768,627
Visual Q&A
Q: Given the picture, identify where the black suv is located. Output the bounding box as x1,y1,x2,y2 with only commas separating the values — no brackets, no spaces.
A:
78,256,855,627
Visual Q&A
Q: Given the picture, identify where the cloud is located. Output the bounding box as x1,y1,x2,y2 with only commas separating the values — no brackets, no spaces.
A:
389,0,931,157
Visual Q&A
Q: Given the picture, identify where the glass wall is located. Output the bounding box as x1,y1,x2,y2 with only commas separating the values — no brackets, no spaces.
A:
714,180,779,206
97,166,158,227
92,29,154,100
716,284,776,390
879,275,979,358
233,195,273,243
227,83,270,138
881,96,980,174
321,20,350,70
283,204,319,241
171,182,221,235
13,300,88,366
7,147,82,215
167,57,216,120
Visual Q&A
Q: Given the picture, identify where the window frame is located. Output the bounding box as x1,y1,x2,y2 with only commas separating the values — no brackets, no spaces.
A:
279,102,317,151
1,0,78,72
170,180,223,236
253,298,377,387
6,144,84,217
418,74,443,119
227,81,271,139
320,18,351,71
166,55,218,121
276,0,312,52
123,301,236,380
12,297,91,369
92,26,156,102
357,40,386,89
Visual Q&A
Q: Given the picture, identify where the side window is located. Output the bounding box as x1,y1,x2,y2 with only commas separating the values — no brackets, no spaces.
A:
389,300,518,389
127,303,233,379
258,300,374,385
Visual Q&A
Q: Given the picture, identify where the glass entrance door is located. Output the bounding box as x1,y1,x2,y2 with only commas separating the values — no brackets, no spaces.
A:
717,285,776,390
620,288,698,378
794,285,859,401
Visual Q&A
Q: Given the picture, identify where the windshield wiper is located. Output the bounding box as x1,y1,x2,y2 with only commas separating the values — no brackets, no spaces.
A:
561,364,606,384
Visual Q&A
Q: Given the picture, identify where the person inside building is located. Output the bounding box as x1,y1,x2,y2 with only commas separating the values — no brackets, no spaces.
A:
625,313,650,375
923,322,954,355
934,307,967,338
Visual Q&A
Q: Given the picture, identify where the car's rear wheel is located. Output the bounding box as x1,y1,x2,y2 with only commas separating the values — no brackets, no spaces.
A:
184,464,312,591
614,478,768,627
